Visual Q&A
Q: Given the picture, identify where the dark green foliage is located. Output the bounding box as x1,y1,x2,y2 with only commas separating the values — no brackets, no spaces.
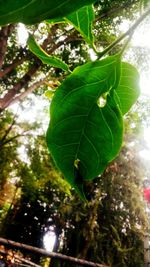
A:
0,0,96,25
1,125,147,266
0,107,148,266
55,145,147,267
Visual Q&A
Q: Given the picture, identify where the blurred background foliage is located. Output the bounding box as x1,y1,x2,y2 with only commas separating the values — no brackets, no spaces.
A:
0,0,150,266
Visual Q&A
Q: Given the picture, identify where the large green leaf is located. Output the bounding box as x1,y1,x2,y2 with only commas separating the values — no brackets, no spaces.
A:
27,35,69,72
66,5,95,46
46,55,123,198
0,0,96,25
115,62,140,115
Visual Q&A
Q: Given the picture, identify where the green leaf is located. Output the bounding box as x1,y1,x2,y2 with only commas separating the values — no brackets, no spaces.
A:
27,35,69,72
46,55,123,199
0,0,96,25
115,62,140,115
65,5,95,46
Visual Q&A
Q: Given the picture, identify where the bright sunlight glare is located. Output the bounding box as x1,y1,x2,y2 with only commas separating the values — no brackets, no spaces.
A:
139,149,150,161
119,18,150,161
89,48,97,61
143,127,150,149
119,18,150,49
139,126,150,160
132,20,150,49
17,23,29,47
10,95,49,131
43,231,56,252
132,19,150,96
140,72,150,96
17,145,29,163
133,21,150,160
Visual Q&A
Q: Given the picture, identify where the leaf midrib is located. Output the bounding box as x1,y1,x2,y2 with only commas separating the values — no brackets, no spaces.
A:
59,59,118,106
73,70,117,177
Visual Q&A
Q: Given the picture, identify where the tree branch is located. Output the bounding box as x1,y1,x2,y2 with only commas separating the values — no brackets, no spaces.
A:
97,5,150,58
0,133,30,147
0,237,109,267
48,30,81,54
0,27,82,111
0,26,72,111
0,62,41,111
0,25,14,68
0,112,17,143
5,77,48,108
0,51,26,78
0,27,55,79
0,27,58,110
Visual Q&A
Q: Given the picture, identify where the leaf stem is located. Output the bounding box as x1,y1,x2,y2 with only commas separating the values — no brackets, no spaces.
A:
96,5,150,58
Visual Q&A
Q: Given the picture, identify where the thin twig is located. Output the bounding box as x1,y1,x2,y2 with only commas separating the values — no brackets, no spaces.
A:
0,25,14,68
96,1,137,21
0,249,41,267
0,112,17,143
9,77,48,107
97,5,150,58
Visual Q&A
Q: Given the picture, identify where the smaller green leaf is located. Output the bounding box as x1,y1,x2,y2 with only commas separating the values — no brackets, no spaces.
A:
115,62,140,115
27,35,69,71
45,90,55,100
65,5,95,46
